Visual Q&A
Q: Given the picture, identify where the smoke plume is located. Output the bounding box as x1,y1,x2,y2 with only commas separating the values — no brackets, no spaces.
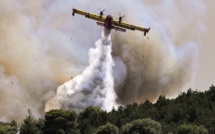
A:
0,0,205,121
47,31,117,112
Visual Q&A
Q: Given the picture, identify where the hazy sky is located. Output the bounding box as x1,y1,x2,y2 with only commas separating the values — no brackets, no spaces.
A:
0,0,214,121
194,1,215,91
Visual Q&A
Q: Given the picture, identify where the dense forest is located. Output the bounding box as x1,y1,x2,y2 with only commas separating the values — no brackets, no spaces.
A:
0,85,215,134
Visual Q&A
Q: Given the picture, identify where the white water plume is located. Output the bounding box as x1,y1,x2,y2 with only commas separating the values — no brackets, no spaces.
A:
50,31,117,112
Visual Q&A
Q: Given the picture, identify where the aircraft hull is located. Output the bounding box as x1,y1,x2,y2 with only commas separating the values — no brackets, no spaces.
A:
103,27,111,36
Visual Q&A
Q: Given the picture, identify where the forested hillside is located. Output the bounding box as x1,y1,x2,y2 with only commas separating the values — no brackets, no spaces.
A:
1,85,215,134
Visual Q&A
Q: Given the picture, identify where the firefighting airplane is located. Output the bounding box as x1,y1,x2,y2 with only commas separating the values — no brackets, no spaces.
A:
72,8,150,36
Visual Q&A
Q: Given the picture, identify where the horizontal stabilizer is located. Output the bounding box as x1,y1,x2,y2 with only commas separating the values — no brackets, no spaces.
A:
113,26,126,32
96,22,104,26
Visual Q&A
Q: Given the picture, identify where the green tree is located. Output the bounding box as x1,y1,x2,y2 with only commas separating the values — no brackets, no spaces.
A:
0,120,18,134
77,106,107,134
122,118,162,134
20,110,43,134
177,124,208,134
94,122,119,134
43,109,78,134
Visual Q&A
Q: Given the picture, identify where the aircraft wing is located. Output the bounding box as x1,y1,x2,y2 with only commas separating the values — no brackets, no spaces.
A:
72,8,105,22
113,19,150,36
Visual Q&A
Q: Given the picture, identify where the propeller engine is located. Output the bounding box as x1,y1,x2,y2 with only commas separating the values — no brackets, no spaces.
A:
118,13,125,23
98,9,105,17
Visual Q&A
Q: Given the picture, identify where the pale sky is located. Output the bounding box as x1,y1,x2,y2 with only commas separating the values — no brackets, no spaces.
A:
194,1,215,91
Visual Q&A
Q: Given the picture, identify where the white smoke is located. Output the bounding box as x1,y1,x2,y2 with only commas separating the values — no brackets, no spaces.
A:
47,31,117,112
0,0,206,121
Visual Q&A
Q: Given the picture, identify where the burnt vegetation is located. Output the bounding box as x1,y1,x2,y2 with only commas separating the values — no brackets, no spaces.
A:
0,85,215,134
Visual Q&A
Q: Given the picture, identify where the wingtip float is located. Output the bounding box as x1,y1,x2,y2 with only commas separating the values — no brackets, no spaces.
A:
72,8,150,36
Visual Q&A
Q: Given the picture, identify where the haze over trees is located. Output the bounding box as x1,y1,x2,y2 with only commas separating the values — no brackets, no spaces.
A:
0,85,214,134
